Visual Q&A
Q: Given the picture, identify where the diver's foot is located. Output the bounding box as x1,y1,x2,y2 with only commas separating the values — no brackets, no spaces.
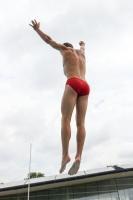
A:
68,158,81,175
59,156,71,173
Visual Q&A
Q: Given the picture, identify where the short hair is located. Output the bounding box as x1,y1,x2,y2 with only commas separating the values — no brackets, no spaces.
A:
63,42,73,48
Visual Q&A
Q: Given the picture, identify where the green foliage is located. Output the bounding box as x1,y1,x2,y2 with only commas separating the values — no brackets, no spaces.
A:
25,172,45,179
37,172,45,177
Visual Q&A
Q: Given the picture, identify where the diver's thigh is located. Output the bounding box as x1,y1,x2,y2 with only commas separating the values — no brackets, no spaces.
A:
61,85,77,119
76,95,88,125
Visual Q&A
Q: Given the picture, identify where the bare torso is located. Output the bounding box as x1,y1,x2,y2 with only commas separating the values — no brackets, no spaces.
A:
61,48,86,80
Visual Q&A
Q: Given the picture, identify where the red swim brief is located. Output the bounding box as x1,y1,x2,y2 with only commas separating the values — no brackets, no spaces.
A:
66,77,90,96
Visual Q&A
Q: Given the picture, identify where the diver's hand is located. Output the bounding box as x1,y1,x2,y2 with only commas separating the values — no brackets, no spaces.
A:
29,19,40,31
79,41,85,46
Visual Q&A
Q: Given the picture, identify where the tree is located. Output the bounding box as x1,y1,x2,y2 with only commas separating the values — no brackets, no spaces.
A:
25,172,45,180
37,172,45,178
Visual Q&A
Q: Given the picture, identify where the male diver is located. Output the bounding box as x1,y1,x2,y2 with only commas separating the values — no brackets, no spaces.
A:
29,19,90,175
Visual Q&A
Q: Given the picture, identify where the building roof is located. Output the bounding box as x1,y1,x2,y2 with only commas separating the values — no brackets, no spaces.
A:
0,164,133,196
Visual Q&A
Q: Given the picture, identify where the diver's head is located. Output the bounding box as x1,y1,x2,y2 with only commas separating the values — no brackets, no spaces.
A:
63,42,73,48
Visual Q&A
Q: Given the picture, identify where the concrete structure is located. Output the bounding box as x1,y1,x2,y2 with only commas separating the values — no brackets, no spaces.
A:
0,164,133,199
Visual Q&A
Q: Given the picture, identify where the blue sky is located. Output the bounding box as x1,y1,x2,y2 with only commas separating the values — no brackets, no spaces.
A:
0,0,133,182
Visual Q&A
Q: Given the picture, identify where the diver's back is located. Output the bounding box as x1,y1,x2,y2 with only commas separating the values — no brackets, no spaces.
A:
61,48,86,80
